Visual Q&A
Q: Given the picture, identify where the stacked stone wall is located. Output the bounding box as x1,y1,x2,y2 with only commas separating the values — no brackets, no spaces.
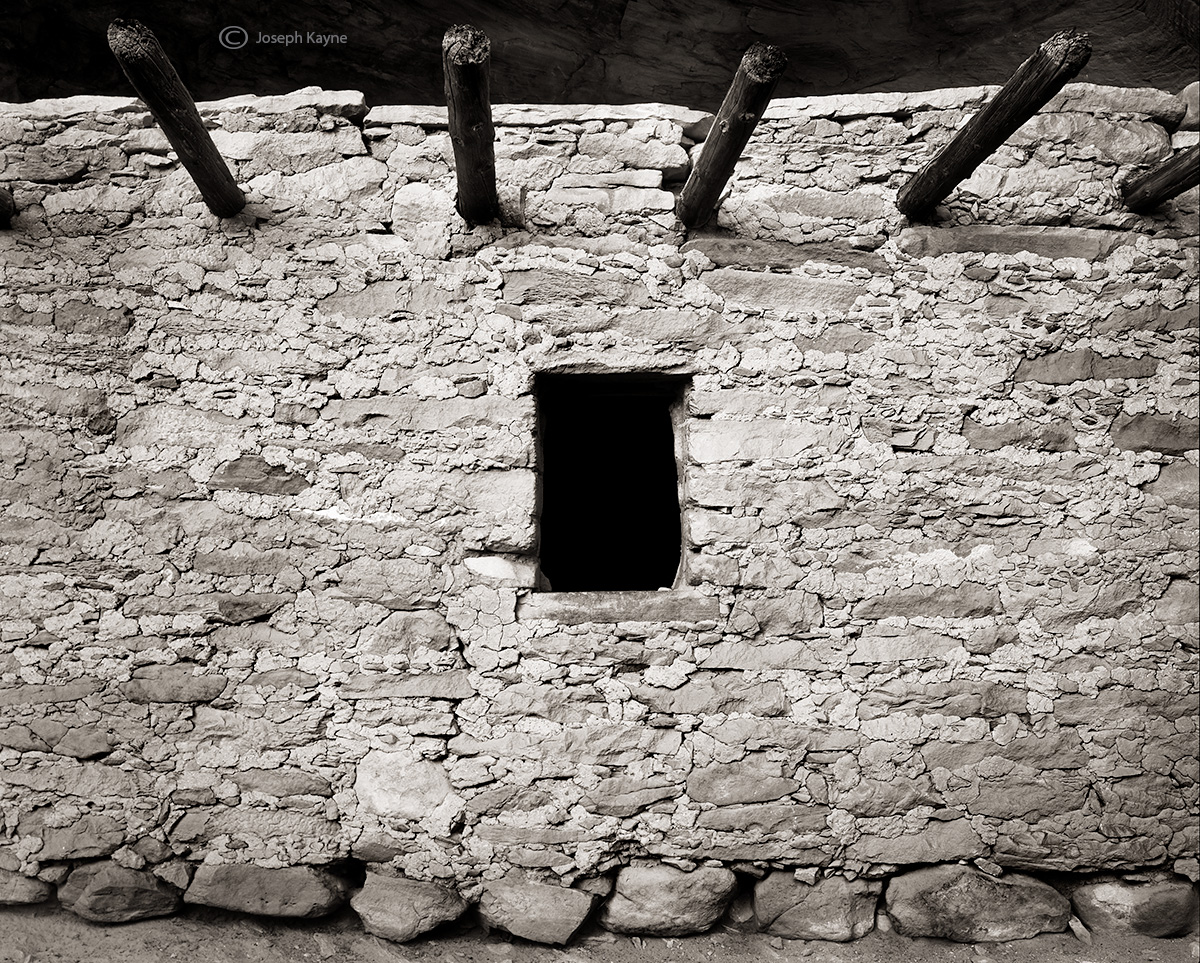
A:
0,81,1197,940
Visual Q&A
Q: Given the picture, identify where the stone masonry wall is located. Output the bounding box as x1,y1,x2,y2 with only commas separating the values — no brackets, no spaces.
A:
0,81,1197,934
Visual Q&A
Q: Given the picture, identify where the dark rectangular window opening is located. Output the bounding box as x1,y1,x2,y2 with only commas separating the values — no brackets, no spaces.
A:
535,373,690,593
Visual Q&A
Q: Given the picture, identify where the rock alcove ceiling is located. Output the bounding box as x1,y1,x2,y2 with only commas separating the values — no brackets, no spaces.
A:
0,0,1196,108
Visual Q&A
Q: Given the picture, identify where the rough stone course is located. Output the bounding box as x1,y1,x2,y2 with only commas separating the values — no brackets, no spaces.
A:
0,79,1196,947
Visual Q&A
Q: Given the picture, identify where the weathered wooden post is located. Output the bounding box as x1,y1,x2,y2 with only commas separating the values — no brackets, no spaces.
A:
676,43,787,230
896,28,1091,217
107,19,245,218
0,187,14,229
443,24,499,226
1122,145,1200,212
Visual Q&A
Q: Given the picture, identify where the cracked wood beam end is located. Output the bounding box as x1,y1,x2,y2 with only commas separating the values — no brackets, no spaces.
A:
107,18,245,218
896,28,1091,218
676,43,787,230
443,24,499,226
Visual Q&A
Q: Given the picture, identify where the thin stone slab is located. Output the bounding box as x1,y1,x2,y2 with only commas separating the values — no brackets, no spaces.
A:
516,591,719,625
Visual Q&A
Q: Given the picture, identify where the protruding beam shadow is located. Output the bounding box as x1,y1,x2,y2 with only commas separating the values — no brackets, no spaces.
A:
676,43,787,230
443,24,499,226
896,28,1091,218
107,18,246,218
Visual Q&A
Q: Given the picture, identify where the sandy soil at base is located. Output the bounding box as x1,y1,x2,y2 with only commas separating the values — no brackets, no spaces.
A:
1,905,1197,963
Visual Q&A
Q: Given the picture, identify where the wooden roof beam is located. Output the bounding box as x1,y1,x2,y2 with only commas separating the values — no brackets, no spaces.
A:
443,24,499,226
107,19,245,218
676,43,787,230
1123,144,1200,212
897,28,1091,218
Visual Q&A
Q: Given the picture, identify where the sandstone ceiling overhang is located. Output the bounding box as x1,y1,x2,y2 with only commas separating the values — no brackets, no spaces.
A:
1,0,1196,108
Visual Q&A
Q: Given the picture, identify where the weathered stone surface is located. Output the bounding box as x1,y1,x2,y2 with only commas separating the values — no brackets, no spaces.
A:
184,864,347,917
118,665,229,703
696,803,829,834
228,768,332,797
691,419,847,462
852,582,999,618
516,591,719,624
1179,82,1200,131
503,268,645,306
681,236,887,273
583,774,681,816
1096,302,1197,334
355,749,454,819
898,225,1130,260
1046,83,1188,124
1154,578,1199,624
577,131,689,177
479,878,598,945
1015,348,1158,383
886,865,1070,942
702,268,861,314
322,395,531,433
632,671,786,716
860,680,1025,719
58,862,181,924
688,757,799,805
1066,873,1199,938
0,679,101,706
849,819,985,865
351,873,467,942
1011,112,1172,165
340,670,474,700
961,416,1076,451
27,813,125,860
1111,413,1199,454
53,301,132,335
208,455,309,495
0,868,53,904
599,865,737,936
1144,460,1199,505
754,873,880,941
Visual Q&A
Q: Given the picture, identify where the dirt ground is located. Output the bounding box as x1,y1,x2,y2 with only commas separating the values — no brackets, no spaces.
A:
1,905,1197,963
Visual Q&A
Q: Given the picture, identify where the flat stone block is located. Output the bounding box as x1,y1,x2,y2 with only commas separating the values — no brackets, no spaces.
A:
852,582,999,618
702,268,860,314
516,591,719,624
898,225,1131,261
340,669,473,700
1111,413,1199,454
1015,348,1158,384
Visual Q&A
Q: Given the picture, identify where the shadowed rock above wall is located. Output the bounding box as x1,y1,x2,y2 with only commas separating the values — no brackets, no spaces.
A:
0,0,1196,107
